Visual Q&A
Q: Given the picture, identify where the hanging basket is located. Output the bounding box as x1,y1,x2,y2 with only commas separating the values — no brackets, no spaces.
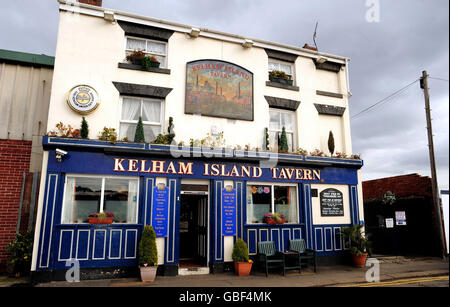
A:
88,217,114,225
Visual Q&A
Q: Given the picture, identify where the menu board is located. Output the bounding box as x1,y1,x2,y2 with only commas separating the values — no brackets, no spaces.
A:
320,188,344,216
222,187,237,236
151,185,169,237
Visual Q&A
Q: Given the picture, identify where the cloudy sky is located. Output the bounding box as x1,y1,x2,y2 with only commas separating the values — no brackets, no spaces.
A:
0,0,448,193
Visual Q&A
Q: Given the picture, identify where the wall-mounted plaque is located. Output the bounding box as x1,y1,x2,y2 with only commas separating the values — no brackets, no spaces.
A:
185,60,253,121
222,187,237,236
320,188,344,216
67,85,100,115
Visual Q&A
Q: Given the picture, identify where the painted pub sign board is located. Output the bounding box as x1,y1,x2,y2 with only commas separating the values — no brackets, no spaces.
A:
185,60,253,121
152,184,169,237
222,186,237,236
320,188,344,216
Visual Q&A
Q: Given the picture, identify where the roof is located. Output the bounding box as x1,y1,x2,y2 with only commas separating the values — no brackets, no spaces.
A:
0,49,55,68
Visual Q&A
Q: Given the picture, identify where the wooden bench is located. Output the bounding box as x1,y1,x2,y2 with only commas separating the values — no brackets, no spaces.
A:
257,241,285,277
289,239,317,272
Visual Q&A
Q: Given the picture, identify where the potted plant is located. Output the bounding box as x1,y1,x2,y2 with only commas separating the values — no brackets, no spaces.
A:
263,213,276,224
142,56,160,69
340,224,371,268
138,225,158,282
232,238,253,276
269,70,293,86
88,212,114,224
126,50,146,65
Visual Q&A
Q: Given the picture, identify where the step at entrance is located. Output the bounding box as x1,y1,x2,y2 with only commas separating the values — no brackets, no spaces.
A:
178,267,210,276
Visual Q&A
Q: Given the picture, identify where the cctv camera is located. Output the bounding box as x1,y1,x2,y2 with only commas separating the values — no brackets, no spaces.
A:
56,149,68,156
55,148,68,162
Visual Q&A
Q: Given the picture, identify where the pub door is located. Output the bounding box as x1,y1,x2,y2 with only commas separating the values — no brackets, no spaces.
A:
179,194,208,267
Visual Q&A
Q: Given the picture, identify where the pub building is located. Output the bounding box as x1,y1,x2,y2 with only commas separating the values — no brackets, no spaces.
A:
31,0,364,281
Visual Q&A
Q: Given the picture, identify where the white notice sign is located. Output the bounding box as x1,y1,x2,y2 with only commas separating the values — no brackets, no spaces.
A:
385,218,394,228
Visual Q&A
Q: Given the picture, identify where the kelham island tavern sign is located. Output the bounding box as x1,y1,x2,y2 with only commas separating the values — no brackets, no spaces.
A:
185,60,253,121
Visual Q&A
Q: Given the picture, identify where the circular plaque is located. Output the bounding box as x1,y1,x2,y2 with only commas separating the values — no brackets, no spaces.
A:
67,85,100,115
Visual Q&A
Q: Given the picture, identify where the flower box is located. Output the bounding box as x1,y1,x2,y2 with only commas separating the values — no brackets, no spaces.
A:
88,217,114,224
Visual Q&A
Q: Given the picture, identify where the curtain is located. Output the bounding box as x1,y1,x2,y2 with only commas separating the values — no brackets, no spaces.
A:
127,180,138,223
121,98,140,121
289,187,298,223
127,38,146,51
63,177,75,223
141,100,161,123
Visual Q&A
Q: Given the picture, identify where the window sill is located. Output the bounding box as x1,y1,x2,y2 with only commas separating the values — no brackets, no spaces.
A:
244,223,304,227
118,62,171,74
266,81,299,91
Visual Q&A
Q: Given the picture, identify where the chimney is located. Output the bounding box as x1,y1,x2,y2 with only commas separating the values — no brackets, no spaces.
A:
78,0,103,6
303,43,318,51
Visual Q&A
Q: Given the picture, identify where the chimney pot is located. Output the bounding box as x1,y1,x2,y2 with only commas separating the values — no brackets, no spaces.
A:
303,43,318,51
78,0,102,6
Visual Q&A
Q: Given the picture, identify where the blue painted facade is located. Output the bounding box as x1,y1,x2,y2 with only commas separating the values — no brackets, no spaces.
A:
33,137,363,275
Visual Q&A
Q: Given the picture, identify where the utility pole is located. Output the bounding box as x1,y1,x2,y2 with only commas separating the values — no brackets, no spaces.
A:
420,70,446,259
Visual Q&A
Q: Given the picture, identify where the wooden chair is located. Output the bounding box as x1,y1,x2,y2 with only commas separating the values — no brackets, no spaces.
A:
289,239,317,272
257,241,285,277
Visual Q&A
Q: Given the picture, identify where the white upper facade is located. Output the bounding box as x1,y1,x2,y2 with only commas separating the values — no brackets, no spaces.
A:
48,0,354,155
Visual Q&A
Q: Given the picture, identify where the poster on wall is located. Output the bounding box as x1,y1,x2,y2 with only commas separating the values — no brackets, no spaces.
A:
395,211,407,226
151,184,169,237
185,60,253,121
222,186,237,236
320,188,344,216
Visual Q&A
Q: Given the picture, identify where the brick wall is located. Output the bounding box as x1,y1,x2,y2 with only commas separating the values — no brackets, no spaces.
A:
362,173,432,200
0,139,32,271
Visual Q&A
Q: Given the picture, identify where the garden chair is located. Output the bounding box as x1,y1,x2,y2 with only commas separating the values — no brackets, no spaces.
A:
289,239,317,272
257,241,285,277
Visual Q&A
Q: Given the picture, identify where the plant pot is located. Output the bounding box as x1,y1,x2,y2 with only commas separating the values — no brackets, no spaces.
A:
234,261,252,276
269,76,293,86
149,61,160,68
88,217,113,224
140,266,157,282
265,219,276,225
131,58,143,66
352,253,368,268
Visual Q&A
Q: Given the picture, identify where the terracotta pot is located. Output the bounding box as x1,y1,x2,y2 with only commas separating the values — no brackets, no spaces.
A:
140,266,157,282
352,253,368,268
234,261,252,276
265,219,276,225
88,217,113,224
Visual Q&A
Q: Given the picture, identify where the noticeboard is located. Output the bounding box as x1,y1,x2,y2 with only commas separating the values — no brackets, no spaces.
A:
222,187,237,236
320,188,344,216
151,185,169,237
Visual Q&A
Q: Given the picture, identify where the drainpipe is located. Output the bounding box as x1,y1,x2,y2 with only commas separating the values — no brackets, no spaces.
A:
345,58,352,98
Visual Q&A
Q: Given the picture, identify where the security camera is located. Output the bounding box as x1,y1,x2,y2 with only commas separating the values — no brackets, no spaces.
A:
55,148,68,162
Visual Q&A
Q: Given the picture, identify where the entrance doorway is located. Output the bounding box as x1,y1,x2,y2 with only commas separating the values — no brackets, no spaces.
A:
179,185,209,269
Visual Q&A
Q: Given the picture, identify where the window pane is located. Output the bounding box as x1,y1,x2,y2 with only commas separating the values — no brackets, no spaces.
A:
274,186,298,223
121,98,141,121
268,131,278,151
280,63,292,75
269,111,280,130
103,178,138,223
281,112,294,132
147,41,166,54
246,185,272,224
62,177,102,224
119,123,137,140
127,38,146,51
268,62,279,72
144,125,161,142
142,99,161,123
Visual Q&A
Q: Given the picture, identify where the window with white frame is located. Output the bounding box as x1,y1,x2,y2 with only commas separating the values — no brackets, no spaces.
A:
269,109,296,152
62,175,139,224
126,36,167,68
268,59,294,81
119,97,164,142
246,184,298,224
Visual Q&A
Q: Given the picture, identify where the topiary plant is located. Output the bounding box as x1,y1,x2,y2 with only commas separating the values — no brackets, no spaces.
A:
138,225,158,267
134,116,145,143
167,116,175,144
279,126,289,153
80,117,89,139
264,127,269,150
328,130,335,156
232,238,249,263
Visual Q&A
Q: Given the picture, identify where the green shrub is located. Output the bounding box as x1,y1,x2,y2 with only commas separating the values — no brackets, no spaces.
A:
279,126,288,152
134,116,145,143
328,130,335,156
138,225,158,266
232,238,249,263
6,231,34,276
80,117,89,139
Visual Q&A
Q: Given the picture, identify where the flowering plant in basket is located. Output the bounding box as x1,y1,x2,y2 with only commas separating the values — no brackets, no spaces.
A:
88,212,114,224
